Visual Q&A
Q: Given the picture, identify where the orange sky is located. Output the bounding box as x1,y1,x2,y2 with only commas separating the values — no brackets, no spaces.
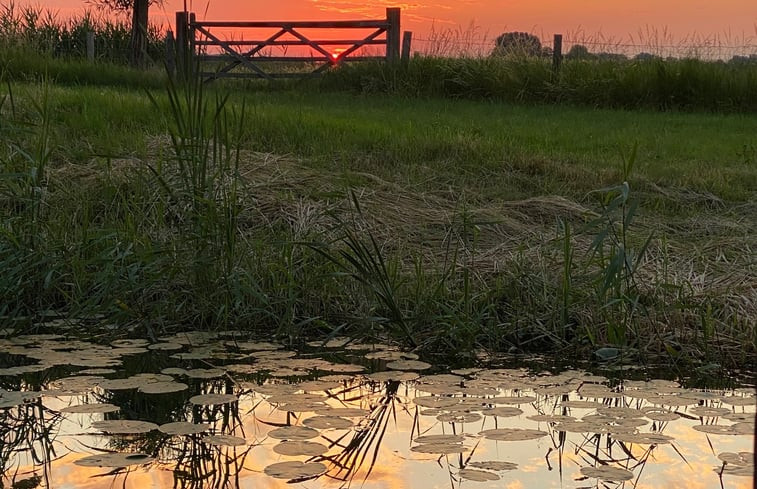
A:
21,0,757,43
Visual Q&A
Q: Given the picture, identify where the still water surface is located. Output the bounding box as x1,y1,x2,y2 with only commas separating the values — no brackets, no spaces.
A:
0,331,754,488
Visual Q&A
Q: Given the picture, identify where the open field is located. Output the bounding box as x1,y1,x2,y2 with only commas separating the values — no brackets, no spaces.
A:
2,74,755,372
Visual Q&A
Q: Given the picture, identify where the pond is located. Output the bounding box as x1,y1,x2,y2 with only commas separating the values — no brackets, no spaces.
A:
0,331,754,488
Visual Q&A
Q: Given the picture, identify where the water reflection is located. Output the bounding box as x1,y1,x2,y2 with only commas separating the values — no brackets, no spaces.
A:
0,333,754,488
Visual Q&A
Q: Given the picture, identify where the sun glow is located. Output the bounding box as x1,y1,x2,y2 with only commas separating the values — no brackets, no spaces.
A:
13,0,757,44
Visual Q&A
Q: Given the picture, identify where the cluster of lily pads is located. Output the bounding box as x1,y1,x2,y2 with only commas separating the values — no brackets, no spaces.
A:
0,332,754,485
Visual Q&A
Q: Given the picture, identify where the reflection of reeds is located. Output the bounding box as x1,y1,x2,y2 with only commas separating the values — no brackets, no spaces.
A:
92,379,250,488
0,397,61,488
309,379,402,485
164,435,254,489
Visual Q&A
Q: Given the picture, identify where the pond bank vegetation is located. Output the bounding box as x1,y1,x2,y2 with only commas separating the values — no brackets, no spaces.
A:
1,67,754,374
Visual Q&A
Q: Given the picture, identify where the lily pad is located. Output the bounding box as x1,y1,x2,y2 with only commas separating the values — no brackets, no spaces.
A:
479,428,548,441
717,452,754,466
611,433,674,444
468,461,518,471
74,453,154,467
458,468,500,482
189,394,238,406
268,426,319,441
158,422,211,435
231,341,282,351
60,403,120,414
273,440,328,456
411,443,468,454
264,461,326,480
689,406,731,417
692,425,741,435
111,339,150,348
413,434,465,444
714,465,754,476
719,396,755,406
161,367,188,376
413,396,461,409
203,434,247,446
147,342,183,351
365,350,419,361
481,407,523,417
98,378,143,391
580,466,634,481
303,416,354,430
91,420,158,434
437,412,483,423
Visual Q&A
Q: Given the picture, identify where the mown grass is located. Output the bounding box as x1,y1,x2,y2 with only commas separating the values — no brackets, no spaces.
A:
2,73,755,371
24,83,756,202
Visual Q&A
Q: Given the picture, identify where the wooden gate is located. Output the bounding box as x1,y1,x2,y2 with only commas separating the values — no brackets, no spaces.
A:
175,8,401,81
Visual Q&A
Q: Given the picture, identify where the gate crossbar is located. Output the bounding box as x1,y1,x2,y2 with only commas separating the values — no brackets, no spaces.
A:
178,8,401,81
196,24,388,80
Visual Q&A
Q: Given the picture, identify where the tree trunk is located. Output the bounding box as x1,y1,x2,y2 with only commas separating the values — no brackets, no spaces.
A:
129,0,149,68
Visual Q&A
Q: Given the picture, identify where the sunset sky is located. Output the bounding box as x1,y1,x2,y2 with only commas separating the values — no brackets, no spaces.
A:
16,0,757,45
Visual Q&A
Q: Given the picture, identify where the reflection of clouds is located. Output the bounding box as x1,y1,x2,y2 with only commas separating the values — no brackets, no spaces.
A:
15,452,172,489
637,457,754,489
519,457,542,473
239,389,411,489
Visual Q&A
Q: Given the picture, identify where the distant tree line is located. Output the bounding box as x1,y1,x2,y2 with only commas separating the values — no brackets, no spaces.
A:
491,31,757,64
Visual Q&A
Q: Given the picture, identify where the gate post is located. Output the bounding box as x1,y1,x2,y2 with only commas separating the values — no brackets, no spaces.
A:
552,34,563,74
401,30,412,62
165,30,176,77
386,8,400,62
189,12,197,77
175,11,188,76
86,31,95,62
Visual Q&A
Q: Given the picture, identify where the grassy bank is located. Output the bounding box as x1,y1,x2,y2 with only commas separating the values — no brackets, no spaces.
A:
1,73,755,371
319,56,757,112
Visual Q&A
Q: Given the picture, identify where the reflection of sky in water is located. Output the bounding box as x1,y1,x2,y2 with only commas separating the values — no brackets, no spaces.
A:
3,373,753,489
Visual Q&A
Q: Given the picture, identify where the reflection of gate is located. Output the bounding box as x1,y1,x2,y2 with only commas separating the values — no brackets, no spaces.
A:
175,8,401,81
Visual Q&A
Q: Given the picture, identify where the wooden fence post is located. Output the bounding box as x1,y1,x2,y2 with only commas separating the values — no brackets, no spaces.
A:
189,12,197,76
175,11,188,76
386,8,400,62
86,31,95,62
165,30,176,77
401,30,412,62
552,34,563,73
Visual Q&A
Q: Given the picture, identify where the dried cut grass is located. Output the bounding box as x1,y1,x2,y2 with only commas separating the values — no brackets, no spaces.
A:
48,141,756,358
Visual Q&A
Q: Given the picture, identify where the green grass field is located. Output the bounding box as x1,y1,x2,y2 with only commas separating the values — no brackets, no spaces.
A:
1,71,755,371
38,84,757,200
